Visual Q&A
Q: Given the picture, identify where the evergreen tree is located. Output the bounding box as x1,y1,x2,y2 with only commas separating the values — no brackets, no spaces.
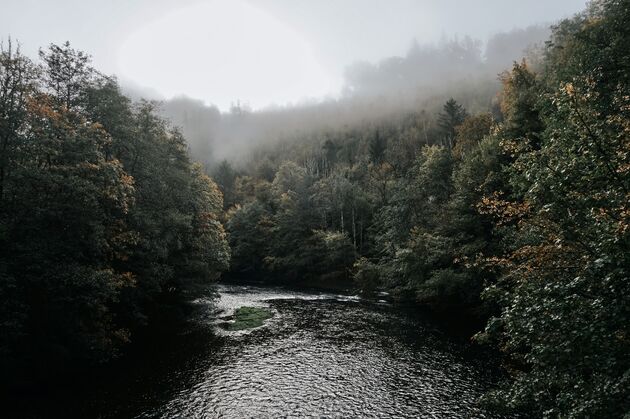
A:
437,98,468,148
368,129,387,164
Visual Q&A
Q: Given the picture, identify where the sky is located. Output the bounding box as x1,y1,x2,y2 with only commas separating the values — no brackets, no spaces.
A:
1,0,588,111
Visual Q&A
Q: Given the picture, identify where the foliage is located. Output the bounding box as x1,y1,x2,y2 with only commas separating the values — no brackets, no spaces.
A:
438,98,468,147
0,43,229,372
352,257,380,295
223,3,629,416
2,2,628,415
453,113,493,158
475,1,630,416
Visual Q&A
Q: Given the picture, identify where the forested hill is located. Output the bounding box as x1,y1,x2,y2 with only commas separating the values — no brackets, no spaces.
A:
156,25,550,166
0,0,628,417
218,1,629,416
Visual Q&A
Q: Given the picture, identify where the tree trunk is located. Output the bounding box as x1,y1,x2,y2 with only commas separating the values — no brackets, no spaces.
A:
359,220,363,251
340,205,344,233
351,206,356,248
0,166,4,202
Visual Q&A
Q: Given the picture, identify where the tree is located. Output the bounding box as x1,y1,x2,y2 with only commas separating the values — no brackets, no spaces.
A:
0,40,39,203
477,2,630,415
227,200,274,275
39,41,98,111
452,113,493,158
497,60,543,149
1,43,231,376
177,164,230,287
212,159,238,209
0,76,135,367
322,138,340,168
368,129,387,164
352,257,381,296
437,98,467,148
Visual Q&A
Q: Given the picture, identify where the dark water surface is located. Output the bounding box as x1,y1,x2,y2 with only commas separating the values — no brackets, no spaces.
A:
11,284,502,418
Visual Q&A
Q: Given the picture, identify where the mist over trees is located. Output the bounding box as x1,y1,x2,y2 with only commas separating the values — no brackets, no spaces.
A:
154,24,550,168
344,25,549,97
1,1,628,417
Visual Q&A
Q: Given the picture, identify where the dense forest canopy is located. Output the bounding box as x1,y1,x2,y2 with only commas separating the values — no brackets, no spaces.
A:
217,1,629,416
1,0,628,417
0,41,229,373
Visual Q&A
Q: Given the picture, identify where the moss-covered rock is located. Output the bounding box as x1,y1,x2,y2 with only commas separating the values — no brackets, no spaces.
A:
222,306,273,331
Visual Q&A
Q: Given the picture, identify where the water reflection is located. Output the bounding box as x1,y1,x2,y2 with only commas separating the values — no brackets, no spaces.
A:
11,284,501,418
142,284,500,418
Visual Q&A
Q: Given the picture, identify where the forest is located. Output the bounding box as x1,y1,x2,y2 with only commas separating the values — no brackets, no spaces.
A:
1,0,628,417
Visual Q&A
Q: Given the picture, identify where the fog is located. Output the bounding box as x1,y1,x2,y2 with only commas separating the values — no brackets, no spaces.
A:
156,24,553,165
1,0,587,164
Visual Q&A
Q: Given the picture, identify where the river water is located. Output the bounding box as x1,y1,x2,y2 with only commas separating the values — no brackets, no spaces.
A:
13,284,503,418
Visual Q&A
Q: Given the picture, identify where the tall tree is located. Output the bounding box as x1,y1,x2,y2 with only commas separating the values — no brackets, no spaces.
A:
39,41,97,112
437,98,468,148
368,129,387,164
0,40,38,202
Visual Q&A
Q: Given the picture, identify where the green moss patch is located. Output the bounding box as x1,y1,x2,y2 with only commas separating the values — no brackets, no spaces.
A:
222,306,273,331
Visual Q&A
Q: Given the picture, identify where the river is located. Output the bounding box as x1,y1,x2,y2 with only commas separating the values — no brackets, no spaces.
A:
11,283,503,418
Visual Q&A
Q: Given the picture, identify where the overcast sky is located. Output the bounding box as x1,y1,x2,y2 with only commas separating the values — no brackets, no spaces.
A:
1,0,587,110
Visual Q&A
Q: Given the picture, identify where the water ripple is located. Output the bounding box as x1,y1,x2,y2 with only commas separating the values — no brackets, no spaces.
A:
137,284,501,418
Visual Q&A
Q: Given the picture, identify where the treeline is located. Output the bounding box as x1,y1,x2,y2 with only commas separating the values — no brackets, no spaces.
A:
222,1,629,416
344,25,550,97
0,42,230,375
